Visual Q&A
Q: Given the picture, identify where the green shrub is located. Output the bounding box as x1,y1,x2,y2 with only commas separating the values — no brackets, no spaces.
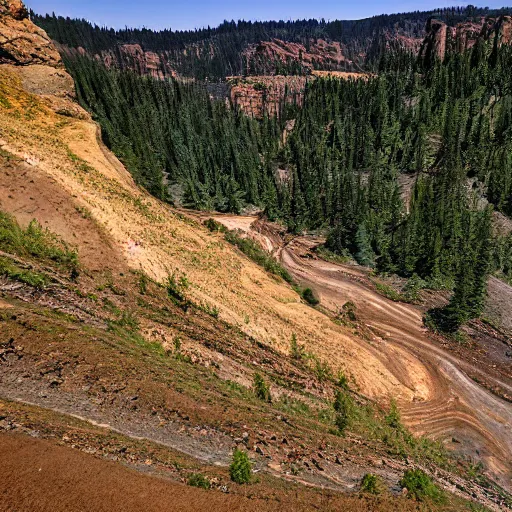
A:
341,301,357,322
301,287,319,305
253,373,271,402
399,469,443,502
337,371,349,390
166,272,190,309
360,473,385,494
187,473,211,489
312,358,332,381
334,390,353,434
204,218,227,233
229,449,252,484
335,411,349,434
290,333,305,360
138,272,148,294
385,399,402,429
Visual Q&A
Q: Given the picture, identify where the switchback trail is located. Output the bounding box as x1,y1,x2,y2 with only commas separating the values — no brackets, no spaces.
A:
209,214,512,491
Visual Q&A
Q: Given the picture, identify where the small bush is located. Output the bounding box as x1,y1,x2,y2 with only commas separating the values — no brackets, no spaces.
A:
187,473,211,489
138,272,148,294
333,390,353,434
337,371,349,390
166,272,190,309
253,373,271,402
360,473,385,495
229,449,252,484
204,218,227,233
335,411,349,434
424,306,467,334
173,336,182,354
341,301,357,322
290,333,305,360
385,399,402,429
399,469,443,502
301,287,319,305
312,358,332,381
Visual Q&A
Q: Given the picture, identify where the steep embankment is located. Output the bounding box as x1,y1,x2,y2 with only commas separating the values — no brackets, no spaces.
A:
0,70,424,403
204,214,512,492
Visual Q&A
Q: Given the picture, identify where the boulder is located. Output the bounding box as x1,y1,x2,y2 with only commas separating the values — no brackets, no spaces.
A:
0,0,62,67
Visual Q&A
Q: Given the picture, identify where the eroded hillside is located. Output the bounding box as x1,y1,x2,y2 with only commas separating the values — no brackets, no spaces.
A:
1,2,511,511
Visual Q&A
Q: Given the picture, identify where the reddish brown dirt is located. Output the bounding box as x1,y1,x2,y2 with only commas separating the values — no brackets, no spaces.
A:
0,433,424,512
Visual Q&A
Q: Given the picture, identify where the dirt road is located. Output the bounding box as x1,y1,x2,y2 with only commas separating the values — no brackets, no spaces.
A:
211,214,512,491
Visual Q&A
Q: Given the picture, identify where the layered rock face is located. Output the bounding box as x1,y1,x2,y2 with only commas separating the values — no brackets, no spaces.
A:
228,75,308,118
419,15,512,63
0,0,61,66
243,38,352,75
99,44,175,79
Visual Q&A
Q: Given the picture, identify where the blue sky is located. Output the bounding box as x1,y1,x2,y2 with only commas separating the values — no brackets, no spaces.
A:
25,1,510,31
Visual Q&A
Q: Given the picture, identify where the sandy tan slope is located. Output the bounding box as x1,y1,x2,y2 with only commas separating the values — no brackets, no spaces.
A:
0,64,431,405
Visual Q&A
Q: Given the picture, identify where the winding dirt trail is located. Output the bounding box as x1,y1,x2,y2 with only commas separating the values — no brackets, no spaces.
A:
211,214,512,491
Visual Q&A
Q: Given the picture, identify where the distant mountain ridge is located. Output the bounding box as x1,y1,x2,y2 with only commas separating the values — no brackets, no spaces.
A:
32,6,512,80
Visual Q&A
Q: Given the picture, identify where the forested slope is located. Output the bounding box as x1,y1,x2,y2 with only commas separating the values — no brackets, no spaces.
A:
58,27,512,332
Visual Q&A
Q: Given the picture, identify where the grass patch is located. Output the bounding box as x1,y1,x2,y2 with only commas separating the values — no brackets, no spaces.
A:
0,257,48,288
0,211,78,270
224,230,294,284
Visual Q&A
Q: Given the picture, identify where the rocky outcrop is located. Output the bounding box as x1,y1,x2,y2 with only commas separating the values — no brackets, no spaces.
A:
0,1,87,118
0,0,61,66
243,39,353,75
419,16,512,63
99,44,176,79
419,18,483,62
481,15,512,45
227,75,308,118
243,38,354,75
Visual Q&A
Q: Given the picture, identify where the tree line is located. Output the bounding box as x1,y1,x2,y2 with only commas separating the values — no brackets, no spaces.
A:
33,6,512,79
